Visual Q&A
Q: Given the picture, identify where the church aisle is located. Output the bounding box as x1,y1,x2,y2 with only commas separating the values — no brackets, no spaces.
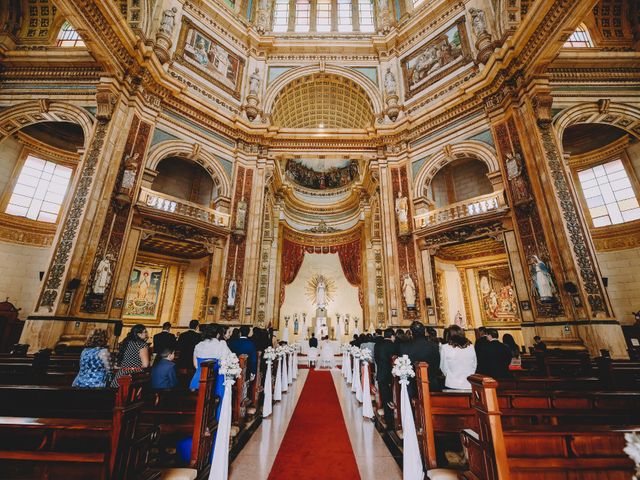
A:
267,369,360,479
331,371,402,480
229,369,309,479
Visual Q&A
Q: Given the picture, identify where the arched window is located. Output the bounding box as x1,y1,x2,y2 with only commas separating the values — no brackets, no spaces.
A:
295,0,311,32
358,0,375,33
273,0,290,32
56,21,85,47
337,0,353,32
563,24,593,48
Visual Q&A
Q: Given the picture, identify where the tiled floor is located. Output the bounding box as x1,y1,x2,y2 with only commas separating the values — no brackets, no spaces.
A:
228,368,402,480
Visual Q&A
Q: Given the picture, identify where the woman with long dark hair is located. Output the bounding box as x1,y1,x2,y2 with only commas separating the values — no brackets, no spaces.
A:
439,325,477,390
111,324,149,387
502,333,522,369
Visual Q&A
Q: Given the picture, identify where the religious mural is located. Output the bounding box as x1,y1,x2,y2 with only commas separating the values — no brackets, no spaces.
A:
285,159,358,190
123,264,167,322
177,18,245,99
401,18,471,99
475,265,520,325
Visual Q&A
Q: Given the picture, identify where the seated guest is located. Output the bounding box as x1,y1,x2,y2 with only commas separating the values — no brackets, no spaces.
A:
309,332,318,348
439,325,477,390
176,320,201,369
73,329,112,388
476,328,512,379
153,322,176,354
112,324,150,387
475,326,489,357
374,328,398,427
533,335,548,352
503,333,522,369
250,327,270,352
151,348,177,389
190,324,231,390
228,325,257,379
399,321,441,391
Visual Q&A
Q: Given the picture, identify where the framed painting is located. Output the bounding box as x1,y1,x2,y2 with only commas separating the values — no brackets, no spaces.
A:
123,263,168,323
474,264,520,326
175,17,245,99
401,17,472,99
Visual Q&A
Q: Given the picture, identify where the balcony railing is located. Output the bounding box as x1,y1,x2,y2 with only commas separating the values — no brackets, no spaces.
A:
138,187,230,228
414,190,506,230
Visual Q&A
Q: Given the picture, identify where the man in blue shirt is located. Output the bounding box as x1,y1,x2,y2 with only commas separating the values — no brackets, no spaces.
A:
228,325,257,380
151,348,178,389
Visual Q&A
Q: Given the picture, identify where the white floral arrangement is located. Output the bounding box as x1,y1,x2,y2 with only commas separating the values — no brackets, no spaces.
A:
392,355,415,385
341,344,351,353
350,346,362,358
359,348,372,362
624,432,640,479
219,353,242,380
264,347,277,362
286,344,296,355
275,345,287,358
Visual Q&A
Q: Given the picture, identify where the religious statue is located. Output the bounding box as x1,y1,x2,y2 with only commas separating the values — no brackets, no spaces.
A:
119,152,139,194
227,279,237,307
469,7,488,38
294,315,299,335
384,68,396,96
454,310,464,327
249,68,261,96
345,314,350,335
159,7,178,36
92,255,113,295
235,199,247,231
395,191,410,235
402,274,417,309
505,152,531,203
531,256,557,303
316,277,327,309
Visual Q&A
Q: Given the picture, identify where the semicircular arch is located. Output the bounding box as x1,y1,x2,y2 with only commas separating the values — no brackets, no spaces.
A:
263,64,384,121
0,100,95,148
145,140,232,200
553,101,640,143
412,140,500,198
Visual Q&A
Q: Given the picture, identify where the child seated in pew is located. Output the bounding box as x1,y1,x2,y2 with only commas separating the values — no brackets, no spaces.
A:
72,329,112,388
152,347,178,389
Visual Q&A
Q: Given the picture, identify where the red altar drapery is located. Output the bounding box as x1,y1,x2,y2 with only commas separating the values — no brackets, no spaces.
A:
279,236,363,306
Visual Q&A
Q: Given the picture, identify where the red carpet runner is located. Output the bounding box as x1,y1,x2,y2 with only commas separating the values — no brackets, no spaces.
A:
268,370,361,480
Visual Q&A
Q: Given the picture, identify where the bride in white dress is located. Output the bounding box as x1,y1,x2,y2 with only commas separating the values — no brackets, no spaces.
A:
317,337,334,369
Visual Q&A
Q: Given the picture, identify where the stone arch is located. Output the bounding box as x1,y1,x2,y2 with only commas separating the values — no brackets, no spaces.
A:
412,140,500,199
553,101,640,143
145,140,232,201
0,100,95,148
263,64,384,121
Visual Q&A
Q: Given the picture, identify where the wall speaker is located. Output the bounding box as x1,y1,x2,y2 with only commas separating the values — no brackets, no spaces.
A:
425,297,432,306
563,282,578,294
210,296,219,305
603,277,608,287
39,271,45,281
67,278,81,290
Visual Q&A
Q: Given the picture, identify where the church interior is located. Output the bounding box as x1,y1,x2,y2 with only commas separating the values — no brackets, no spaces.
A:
0,0,639,478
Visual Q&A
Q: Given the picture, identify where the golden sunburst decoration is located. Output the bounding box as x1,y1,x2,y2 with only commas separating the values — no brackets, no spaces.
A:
305,274,336,306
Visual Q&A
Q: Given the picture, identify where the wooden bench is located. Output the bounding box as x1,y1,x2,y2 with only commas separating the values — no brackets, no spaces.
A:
460,375,636,479
0,372,158,479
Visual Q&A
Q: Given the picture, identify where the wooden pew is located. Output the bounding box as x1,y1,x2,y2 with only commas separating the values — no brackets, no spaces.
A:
520,351,592,377
595,356,640,390
141,361,218,478
248,351,264,418
0,372,158,480
461,375,636,479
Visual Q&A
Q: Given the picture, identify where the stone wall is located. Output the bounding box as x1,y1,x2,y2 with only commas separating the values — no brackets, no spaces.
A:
597,247,640,325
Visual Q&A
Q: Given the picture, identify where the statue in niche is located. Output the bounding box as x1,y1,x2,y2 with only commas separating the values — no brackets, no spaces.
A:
234,199,247,231
294,315,299,335
531,256,557,304
249,68,261,96
227,279,237,307
402,274,417,309
395,191,410,235
384,68,396,96
159,7,178,36
119,152,140,194
454,310,465,327
92,254,114,295
469,7,488,38
505,152,531,203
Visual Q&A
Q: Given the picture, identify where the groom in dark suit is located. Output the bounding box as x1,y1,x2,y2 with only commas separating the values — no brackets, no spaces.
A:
228,325,257,379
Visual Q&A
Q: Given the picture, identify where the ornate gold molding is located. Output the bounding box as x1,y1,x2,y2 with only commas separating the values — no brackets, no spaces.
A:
592,220,640,252
567,136,630,169
0,212,55,247
282,223,363,246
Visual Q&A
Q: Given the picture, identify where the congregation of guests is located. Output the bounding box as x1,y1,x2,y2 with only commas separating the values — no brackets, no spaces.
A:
71,321,277,391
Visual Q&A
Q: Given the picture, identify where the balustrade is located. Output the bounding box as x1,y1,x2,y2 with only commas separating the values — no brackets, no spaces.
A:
138,187,230,228
414,190,505,229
